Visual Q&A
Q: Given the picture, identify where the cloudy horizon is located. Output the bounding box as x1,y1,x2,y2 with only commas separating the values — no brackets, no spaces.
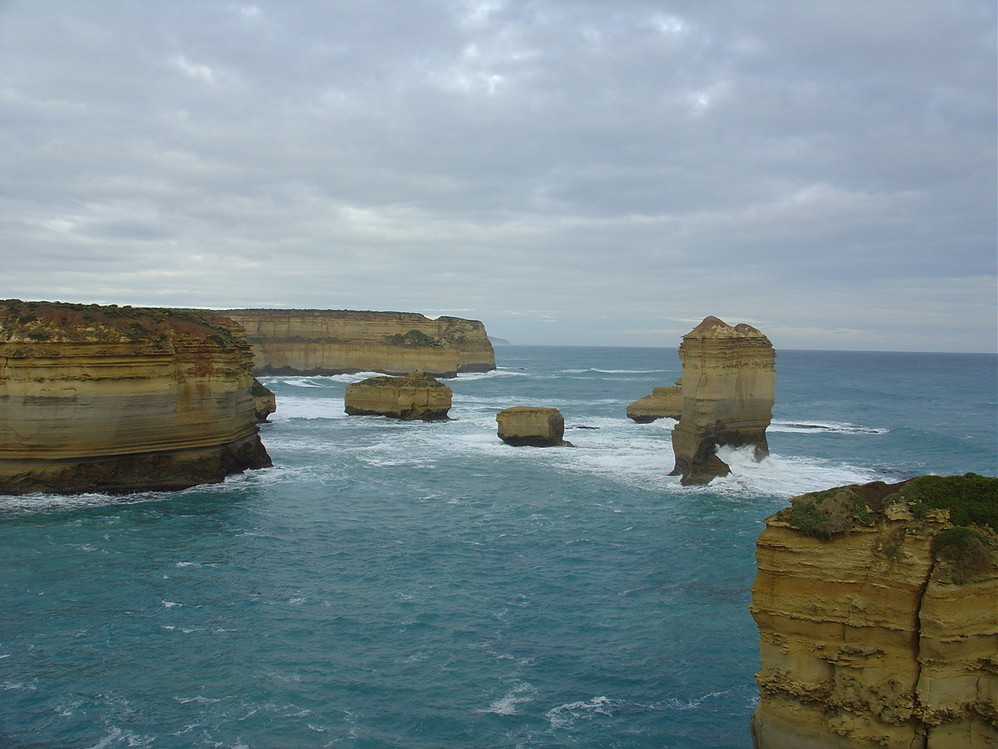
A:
2,1,995,352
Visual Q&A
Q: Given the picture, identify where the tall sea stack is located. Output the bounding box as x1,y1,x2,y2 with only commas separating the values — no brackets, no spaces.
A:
0,300,271,495
669,316,775,485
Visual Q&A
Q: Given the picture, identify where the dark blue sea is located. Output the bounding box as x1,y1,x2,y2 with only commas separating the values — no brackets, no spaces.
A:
2,347,996,748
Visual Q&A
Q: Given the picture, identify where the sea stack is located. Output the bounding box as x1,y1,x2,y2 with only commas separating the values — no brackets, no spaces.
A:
669,316,775,485
221,309,496,378
496,407,572,447
0,300,271,495
344,370,452,420
751,475,998,749
626,383,683,423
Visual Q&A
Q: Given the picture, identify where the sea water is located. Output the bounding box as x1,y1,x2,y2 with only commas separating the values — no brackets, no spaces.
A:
1,347,995,748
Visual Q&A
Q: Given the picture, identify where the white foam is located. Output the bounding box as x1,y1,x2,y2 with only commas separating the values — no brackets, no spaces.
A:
770,420,888,435
478,682,536,716
546,696,619,729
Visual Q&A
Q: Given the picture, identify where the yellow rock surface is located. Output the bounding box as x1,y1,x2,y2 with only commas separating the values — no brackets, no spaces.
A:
669,316,775,484
751,477,998,749
344,371,452,421
221,309,495,377
627,383,682,423
496,406,570,447
0,300,271,494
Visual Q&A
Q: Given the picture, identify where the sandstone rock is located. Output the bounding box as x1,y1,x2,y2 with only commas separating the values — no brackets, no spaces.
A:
496,407,572,447
344,370,452,420
669,316,775,485
751,474,998,749
220,309,496,378
252,378,276,422
0,300,272,495
627,383,682,423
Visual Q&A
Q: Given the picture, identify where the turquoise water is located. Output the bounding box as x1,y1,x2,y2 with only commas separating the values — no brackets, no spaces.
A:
2,346,995,748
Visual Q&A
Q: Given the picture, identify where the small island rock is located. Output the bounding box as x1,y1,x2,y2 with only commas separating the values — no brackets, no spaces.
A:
344,370,452,420
496,407,572,447
252,378,277,422
626,383,683,423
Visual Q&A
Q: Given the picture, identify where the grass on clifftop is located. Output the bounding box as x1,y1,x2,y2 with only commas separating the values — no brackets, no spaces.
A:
784,473,997,538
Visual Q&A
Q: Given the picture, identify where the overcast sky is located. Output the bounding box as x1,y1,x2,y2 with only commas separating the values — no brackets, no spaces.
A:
1,1,995,352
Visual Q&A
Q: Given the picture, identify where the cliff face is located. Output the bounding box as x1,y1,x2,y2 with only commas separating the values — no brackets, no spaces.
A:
221,309,496,378
344,370,452,420
669,316,775,485
0,300,271,495
751,475,998,749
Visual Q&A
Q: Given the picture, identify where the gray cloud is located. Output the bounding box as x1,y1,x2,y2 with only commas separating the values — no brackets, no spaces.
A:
1,0,994,351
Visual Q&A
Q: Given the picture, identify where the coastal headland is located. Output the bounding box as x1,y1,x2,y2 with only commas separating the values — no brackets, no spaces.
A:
220,309,495,378
751,474,998,748
0,300,271,495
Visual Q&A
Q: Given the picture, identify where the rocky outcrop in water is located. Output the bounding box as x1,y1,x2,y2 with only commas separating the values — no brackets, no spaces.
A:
669,316,775,485
252,378,276,422
344,370,452,420
0,300,271,495
221,309,495,378
496,407,572,447
751,474,998,749
627,383,682,423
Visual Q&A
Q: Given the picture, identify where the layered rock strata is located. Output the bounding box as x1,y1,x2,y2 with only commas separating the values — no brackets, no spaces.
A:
0,300,271,495
344,370,452,420
221,309,495,378
751,475,998,749
252,378,276,422
627,383,682,423
669,316,775,485
496,407,572,447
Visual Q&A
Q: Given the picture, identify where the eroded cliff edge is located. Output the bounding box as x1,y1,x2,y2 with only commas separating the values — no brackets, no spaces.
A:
221,309,496,378
0,300,271,495
751,474,998,749
670,316,776,485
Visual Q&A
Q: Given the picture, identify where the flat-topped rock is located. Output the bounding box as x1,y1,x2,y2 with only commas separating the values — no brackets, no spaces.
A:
669,316,775,485
496,407,572,447
627,383,682,423
220,309,496,378
344,370,452,421
0,300,271,495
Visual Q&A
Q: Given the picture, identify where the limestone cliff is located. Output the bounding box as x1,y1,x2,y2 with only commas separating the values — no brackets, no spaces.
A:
751,474,998,749
220,309,496,378
0,300,271,495
627,383,682,423
669,316,775,485
344,370,452,420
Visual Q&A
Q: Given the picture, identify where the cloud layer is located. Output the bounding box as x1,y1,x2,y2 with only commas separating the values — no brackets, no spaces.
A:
1,0,995,351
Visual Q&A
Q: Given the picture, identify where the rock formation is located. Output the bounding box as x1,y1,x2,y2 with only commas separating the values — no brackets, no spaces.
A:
496,407,572,447
626,383,683,423
220,309,495,378
344,370,452,420
0,300,272,495
669,316,775,485
252,378,276,422
751,474,998,749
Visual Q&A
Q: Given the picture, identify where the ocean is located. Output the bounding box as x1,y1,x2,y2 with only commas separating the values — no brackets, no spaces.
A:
1,346,995,748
